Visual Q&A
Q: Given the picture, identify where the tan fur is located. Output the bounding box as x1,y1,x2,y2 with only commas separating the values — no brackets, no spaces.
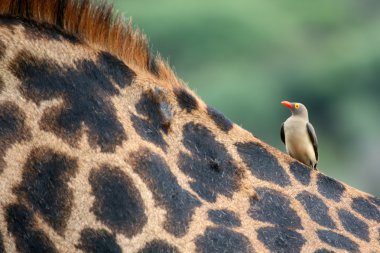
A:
0,0,181,86
0,1,379,252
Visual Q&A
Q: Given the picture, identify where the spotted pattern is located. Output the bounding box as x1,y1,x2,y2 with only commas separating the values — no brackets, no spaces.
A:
10,50,132,152
317,174,345,202
131,91,168,151
178,122,241,202
207,106,233,132
89,166,147,237
314,249,334,253
296,191,335,229
289,161,311,186
138,240,180,253
369,196,380,207
257,226,306,253
147,55,160,77
0,102,31,172
249,187,302,229
236,142,291,187
196,227,254,253
97,51,136,86
174,88,198,112
0,232,4,253
21,19,79,43
131,148,201,237
316,229,358,252
338,209,369,241
14,147,77,234
351,197,380,222
0,76,4,93
77,228,122,253
0,39,6,59
208,209,241,228
6,204,58,253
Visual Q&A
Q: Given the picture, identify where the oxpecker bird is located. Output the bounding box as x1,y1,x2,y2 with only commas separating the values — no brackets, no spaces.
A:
281,101,318,169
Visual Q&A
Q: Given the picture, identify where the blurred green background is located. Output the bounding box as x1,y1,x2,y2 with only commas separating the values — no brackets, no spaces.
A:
113,0,380,196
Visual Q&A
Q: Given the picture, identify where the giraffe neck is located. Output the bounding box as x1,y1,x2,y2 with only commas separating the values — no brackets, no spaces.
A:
0,1,379,252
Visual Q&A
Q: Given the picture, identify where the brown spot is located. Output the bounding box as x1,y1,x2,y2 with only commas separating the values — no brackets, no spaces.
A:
6,204,58,253
89,165,147,237
174,88,198,112
148,87,174,129
0,39,6,59
0,0,172,81
130,148,201,237
77,228,122,253
10,50,129,152
0,102,31,172
131,89,173,151
14,147,78,234
0,76,4,93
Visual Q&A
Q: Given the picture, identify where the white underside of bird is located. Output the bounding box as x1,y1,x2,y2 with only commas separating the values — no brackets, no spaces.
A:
283,116,317,167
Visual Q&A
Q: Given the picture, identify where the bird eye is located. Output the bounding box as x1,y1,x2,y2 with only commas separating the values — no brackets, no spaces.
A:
295,103,300,109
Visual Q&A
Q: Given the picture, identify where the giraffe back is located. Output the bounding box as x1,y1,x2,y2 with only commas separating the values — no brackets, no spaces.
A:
0,0,379,252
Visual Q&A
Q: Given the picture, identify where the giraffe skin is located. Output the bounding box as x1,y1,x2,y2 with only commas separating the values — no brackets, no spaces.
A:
0,1,379,252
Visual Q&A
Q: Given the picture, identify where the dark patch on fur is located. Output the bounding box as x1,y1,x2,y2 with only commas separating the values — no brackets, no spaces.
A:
148,54,160,77
196,227,254,253
0,76,4,93
149,87,174,128
0,16,19,32
296,191,336,229
89,166,147,237
10,50,131,152
338,209,369,242
77,228,122,253
178,122,242,202
138,240,180,253
369,196,380,207
14,147,77,234
0,232,4,253
131,89,172,151
351,197,380,222
131,149,201,237
257,226,306,253
0,102,31,172
248,187,302,229
131,115,168,150
0,39,6,59
317,174,345,202
5,204,58,253
174,88,198,112
314,249,334,253
289,161,311,186
98,51,136,87
316,229,359,252
236,142,291,187
207,106,233,132
208,209,241,228
22,19,79,43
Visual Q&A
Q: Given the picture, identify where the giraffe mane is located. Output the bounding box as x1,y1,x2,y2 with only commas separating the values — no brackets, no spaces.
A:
0,0,178,82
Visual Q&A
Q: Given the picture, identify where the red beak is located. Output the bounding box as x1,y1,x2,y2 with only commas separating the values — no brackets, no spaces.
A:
281,101,292,109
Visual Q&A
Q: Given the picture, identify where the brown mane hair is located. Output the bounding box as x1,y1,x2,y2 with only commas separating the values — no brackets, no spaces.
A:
0,0,179,83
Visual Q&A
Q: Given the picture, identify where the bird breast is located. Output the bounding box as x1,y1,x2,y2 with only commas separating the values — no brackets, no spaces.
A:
284,117,316,166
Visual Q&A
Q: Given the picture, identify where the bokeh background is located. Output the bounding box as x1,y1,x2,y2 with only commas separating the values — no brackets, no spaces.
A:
113,0,380,196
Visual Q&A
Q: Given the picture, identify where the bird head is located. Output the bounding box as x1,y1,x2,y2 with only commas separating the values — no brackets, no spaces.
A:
281,101,309,119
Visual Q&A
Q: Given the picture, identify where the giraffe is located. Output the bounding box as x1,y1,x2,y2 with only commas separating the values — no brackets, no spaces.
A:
0,0,379,252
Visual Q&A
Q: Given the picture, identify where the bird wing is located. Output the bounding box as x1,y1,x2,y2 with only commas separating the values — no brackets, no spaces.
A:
280,123,285,144
306,122,318,161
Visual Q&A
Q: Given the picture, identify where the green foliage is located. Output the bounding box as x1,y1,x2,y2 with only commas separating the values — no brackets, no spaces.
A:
114,0,380,196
